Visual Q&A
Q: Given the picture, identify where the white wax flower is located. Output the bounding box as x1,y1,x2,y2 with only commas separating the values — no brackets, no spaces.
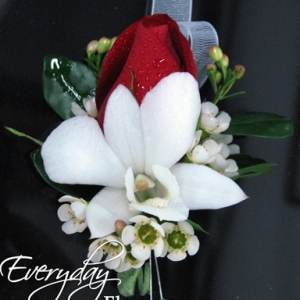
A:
121,215,165,261
57,195,87,234
161,221,200,261
88,235,126,270
200,102,231,134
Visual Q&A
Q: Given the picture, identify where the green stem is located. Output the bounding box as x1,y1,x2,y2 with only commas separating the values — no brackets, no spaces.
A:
5,127,43,146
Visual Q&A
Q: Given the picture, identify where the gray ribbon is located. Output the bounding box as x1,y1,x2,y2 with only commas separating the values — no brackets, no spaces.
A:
149,0,219,87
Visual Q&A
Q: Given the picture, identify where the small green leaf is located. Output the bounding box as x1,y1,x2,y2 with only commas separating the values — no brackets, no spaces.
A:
230,154,274,180
224,112,294,138
117,268,141,297
43,55,97,119
138,263,150,296
31,148,100,200
5,127,43,146
230,153,266,168
186,219,209,234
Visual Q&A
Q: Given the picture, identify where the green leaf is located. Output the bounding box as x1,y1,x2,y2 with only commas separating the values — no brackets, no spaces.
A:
5,127,43,146
230,153,266,168
230,154,274,180
138,263,150,296
224,112,293,138
117,268,141,297
43,55,97,119
30,148,100,200
186,219,209,234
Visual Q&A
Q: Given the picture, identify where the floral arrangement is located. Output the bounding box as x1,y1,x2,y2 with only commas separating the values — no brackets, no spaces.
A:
6,14,293,298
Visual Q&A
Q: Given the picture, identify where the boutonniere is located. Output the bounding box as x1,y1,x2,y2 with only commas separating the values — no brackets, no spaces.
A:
6,13,293,298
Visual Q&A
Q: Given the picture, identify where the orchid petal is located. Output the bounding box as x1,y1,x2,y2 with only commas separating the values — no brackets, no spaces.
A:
41,116,127,187
86,187,139,238
152,164,180,200
130,196,188,221
124,167,135,202
141,72,201,176
171,163,248,209
104,85,145,174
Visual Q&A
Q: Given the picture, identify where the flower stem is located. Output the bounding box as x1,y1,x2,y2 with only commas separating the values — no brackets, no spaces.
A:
5,127,43,146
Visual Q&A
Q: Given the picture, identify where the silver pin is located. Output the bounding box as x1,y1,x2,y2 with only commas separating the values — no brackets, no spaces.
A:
154,254,164,299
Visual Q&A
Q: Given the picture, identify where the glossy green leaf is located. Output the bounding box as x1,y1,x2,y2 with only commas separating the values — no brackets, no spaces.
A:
31,148,101,200
224,112,293,138
43,55,97,119
117,268,141,297
230,154,274,180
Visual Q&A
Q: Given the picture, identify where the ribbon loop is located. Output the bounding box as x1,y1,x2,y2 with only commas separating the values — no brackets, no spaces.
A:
149,0,219,87
178,21,219,87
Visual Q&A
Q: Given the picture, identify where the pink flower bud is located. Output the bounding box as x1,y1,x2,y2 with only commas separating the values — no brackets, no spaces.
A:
115,220,127,236
234,65,245,79
206,63,217,73
86,40,98,54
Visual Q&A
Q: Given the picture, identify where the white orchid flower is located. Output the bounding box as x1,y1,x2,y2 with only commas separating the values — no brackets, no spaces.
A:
41,72,247,239
57,195,87,234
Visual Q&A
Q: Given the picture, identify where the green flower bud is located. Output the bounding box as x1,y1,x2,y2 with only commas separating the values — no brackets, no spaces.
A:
208,46,223,61
234,65,245,79
221,54,229,67
97,37,111,54
86,40,98,54
109,36,117,49
206,63,217,73
214,71,222,84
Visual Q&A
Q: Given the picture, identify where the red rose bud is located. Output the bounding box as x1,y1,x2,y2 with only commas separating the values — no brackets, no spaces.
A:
96,14,196,127
97,37,111,54
208,46,223,61
86,40,98,54
221,54,229,67
234,64,245,79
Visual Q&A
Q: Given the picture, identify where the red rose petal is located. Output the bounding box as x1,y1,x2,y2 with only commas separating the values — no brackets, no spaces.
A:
96,14,196,127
